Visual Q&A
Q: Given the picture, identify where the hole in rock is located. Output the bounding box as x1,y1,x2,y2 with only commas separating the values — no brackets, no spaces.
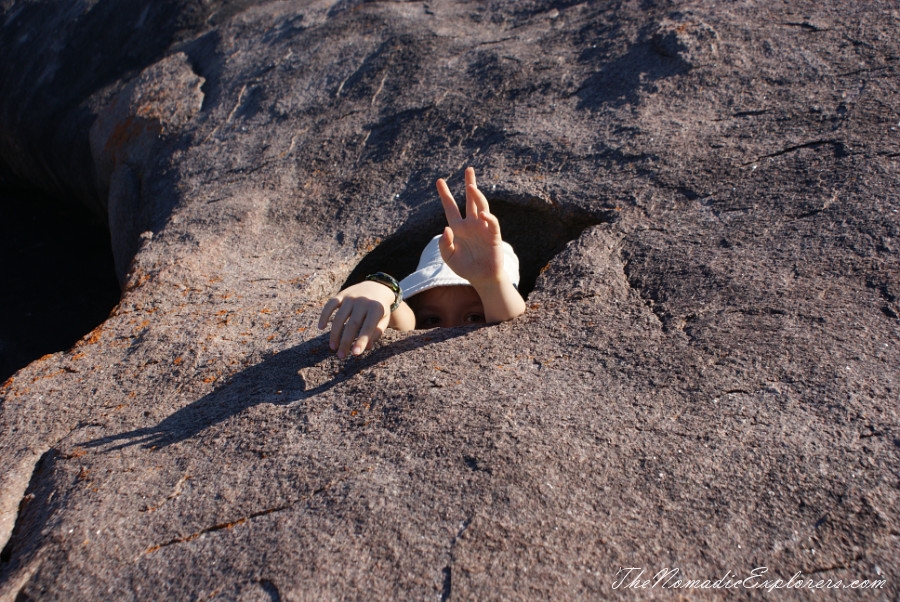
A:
343,195,614,300
0,185,120,382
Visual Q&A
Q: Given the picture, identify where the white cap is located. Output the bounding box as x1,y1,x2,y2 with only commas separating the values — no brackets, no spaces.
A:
399,234,520,300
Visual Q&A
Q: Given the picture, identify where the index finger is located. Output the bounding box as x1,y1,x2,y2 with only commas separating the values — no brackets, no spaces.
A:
318,295,342,329
437,178,462,223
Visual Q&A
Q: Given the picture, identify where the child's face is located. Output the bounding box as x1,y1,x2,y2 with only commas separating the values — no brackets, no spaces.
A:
409,285,485,329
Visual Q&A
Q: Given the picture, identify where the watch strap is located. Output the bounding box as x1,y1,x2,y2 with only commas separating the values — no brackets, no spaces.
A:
365,272,402,312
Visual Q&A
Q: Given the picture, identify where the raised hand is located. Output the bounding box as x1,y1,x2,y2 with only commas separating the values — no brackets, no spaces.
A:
436,167,526,323
437,167,506,287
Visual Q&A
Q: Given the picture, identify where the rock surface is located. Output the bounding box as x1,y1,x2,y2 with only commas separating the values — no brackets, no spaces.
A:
1,0,899,600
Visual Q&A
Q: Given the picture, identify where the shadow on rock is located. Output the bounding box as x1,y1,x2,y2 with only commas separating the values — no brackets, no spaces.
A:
577,24,691,110
83,327,471,451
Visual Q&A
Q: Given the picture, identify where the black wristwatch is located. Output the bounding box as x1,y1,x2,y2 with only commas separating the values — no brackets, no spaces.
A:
365,272,403,312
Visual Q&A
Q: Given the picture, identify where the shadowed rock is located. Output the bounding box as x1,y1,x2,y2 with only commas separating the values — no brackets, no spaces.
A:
1,0,898,600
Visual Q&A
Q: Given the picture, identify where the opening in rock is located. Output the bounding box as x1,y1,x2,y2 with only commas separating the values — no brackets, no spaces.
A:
343,194,614,299
0,185,120,381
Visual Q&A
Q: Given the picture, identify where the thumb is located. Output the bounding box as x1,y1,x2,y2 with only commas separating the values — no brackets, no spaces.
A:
439,227,455,261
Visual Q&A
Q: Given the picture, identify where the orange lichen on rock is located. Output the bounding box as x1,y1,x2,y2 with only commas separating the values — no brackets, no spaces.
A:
103,115,160,162
74,326,104,347
31,369,67,383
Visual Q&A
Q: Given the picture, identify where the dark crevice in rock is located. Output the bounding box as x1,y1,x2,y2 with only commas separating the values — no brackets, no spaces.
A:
179,30,225,112
440,516,471,602
0,186,120,381
144,503,294,554
742,139,848,165
258,579,282,602
782,21,827,32
723,389,752,395
144,473,361,555
439,565,452,601
343,196,615,298
731,109,772,118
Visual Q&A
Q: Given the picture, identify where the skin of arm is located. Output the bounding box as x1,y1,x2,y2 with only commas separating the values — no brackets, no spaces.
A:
436,167,526,323
389,298,416,331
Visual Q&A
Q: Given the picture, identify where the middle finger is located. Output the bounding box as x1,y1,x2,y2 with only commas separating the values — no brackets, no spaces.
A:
338,310,367,358
329,301,354,351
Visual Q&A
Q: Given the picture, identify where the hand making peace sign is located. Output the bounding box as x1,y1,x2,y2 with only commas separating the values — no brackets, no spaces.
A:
436,167,507,288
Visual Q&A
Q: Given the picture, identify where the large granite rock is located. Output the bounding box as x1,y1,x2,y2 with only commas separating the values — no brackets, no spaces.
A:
1,0,898,599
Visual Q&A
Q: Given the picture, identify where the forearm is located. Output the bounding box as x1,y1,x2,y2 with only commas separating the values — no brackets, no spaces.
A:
388,301,416,331
471,275,526,323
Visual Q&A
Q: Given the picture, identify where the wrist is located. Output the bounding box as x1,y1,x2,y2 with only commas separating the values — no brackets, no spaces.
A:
469,273,525,323
468,272,510,295
365,272,402,312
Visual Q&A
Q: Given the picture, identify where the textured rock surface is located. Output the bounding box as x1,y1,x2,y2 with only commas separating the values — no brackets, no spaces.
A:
1,0,899,600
